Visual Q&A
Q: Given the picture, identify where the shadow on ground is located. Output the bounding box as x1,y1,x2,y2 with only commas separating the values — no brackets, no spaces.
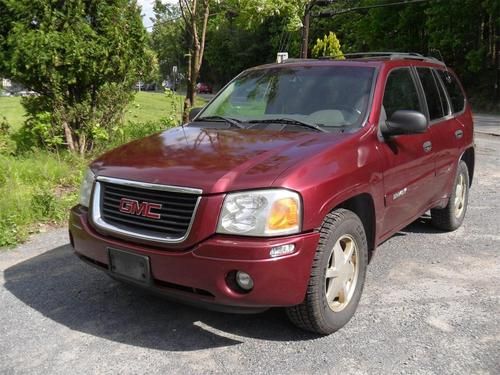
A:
3,245,318,352
400,215,443,235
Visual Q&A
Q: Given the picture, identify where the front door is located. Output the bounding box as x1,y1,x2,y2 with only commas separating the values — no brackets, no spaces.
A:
379,67,436,237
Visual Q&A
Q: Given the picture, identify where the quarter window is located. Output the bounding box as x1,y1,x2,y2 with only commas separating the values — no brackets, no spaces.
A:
417,68,446,120
437,70,465,113
383,68,422,120
432,69,451,116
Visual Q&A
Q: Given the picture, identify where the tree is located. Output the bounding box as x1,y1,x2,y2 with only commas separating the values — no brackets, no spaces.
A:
0,0,151,154
179,0,210,123
151,1,185,83
311,31,344,58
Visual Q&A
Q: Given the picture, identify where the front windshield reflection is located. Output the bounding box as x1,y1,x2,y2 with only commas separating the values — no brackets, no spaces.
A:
199,65,375,131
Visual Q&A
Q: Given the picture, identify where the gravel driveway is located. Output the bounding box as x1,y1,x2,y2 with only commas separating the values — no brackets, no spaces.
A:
0,131,499,374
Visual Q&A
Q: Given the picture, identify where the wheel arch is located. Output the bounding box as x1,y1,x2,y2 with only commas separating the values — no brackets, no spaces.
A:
460,147,475,186
335,193,376,261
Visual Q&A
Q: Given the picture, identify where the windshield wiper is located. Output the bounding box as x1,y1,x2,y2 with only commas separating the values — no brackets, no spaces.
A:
247,118,327,132
195,115,245,129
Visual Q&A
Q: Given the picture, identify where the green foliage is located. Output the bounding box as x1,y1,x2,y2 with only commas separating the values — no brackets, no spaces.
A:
103,90,181,150
150,1,185,81
0,97,25,131
0,90,194,247
229,0,307,32
0,152,83,247
309,0,499,107
0,116,16,154
0,0,152,154
311,32,345,59
14,110,64,152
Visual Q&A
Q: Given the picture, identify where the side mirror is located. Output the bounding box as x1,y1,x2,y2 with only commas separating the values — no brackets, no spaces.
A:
381,110,428,136
189,107,203,121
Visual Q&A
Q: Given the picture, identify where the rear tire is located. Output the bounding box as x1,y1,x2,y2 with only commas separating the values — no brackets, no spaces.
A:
286,209,368,335
431,160,469,231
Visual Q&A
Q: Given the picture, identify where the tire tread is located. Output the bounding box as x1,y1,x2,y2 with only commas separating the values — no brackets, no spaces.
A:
286,208,366,334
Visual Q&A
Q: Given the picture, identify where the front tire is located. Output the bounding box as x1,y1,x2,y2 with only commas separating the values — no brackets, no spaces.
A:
286,209,368,335
431,160,469,231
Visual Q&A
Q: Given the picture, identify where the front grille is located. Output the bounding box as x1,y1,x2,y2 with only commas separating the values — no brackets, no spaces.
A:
99,181,199,240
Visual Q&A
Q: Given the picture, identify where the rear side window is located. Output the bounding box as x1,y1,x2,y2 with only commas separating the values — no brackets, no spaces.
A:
437,70,466,113
417,68,446,120
383,68,422,119
432,69,451,116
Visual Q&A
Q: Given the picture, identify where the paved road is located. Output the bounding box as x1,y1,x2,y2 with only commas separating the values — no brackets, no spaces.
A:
474,113,500,136
1,133,499,374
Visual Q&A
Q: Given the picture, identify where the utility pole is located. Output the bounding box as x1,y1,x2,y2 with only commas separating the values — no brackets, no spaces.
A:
301,1,334,58
300,1,315,58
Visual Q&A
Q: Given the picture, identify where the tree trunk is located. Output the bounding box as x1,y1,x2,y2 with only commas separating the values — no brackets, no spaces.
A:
62,121,76,153
180,0,209,123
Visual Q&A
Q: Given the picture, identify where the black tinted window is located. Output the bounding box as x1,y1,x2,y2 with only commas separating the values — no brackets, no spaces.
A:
437,70,465,113
417,68,445,120
433,69,451,116
383,68,422,119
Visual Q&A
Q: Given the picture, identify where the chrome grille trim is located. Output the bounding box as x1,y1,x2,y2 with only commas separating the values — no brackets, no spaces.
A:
90,177,202,244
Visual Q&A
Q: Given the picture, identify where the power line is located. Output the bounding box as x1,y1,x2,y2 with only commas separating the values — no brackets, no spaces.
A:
313,0,432,17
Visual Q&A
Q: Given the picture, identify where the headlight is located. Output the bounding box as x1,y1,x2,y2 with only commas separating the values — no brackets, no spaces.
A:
79,168,95,207
217,189,301,236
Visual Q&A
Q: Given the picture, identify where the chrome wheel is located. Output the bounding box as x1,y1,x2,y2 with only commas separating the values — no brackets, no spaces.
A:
325,234,359,312
454,173,467,218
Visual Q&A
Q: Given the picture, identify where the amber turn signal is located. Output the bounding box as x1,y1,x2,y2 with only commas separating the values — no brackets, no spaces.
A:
267,198,299,230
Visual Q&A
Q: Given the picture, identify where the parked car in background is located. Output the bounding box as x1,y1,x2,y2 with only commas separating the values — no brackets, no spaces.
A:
196,82,213,94
15,90,37,97
70,53,474,335
135,82,157,91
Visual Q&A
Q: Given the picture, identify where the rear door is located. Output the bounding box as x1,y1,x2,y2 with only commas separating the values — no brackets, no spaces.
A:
379,67,436,236
415,67,461,199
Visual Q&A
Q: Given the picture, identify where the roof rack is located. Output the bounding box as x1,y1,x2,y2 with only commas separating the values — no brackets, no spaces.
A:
318,52,446,66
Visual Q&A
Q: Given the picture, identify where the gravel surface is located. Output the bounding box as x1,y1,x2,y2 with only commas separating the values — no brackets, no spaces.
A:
1,132,499,375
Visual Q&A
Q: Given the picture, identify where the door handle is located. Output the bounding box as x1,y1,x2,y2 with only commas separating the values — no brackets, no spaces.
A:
423,141,432,153
455,129,464,139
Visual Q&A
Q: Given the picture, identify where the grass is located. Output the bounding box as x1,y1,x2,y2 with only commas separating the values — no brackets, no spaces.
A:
0,91,206,248
0,152,84,247
1,91,207,131
125,91,186,123
0,96,26,131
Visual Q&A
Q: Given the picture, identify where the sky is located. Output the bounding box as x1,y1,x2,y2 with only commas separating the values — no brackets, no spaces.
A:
137,0,176,29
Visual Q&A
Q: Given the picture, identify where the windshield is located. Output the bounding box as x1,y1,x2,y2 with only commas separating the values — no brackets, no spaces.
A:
198,65,375,131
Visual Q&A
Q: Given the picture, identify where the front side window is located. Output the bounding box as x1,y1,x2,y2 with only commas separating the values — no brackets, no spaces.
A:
198,66,376,131
383,68,422,120
437,70,466,113
417,67,446,121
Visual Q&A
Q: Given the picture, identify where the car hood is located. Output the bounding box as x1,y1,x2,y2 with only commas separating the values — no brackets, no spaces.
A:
91,126,349,194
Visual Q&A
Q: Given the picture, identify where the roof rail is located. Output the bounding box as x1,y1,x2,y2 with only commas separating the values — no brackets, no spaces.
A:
318,52,446,66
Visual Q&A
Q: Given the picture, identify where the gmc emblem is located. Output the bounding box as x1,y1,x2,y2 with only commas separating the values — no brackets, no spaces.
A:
119,198,162,219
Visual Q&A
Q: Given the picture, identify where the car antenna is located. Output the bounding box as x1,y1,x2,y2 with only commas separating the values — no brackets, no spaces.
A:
430,48,452,80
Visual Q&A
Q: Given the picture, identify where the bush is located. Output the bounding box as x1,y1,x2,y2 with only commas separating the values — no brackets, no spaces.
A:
0,116,176,247
0,89,189,248
1,0,153,154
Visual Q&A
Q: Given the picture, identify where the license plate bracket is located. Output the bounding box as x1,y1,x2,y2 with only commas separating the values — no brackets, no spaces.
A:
108,248,151,285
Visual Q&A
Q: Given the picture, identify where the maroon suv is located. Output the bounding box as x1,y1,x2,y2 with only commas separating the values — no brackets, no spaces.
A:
70,53,474,334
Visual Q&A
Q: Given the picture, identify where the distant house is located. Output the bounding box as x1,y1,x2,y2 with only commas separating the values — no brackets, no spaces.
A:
1,78,12,89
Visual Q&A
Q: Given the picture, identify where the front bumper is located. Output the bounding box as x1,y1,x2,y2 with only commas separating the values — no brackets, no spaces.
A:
69,206,320,311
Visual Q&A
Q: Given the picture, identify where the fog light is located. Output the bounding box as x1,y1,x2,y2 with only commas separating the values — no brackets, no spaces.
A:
236,271,254,291
269,244,296,258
